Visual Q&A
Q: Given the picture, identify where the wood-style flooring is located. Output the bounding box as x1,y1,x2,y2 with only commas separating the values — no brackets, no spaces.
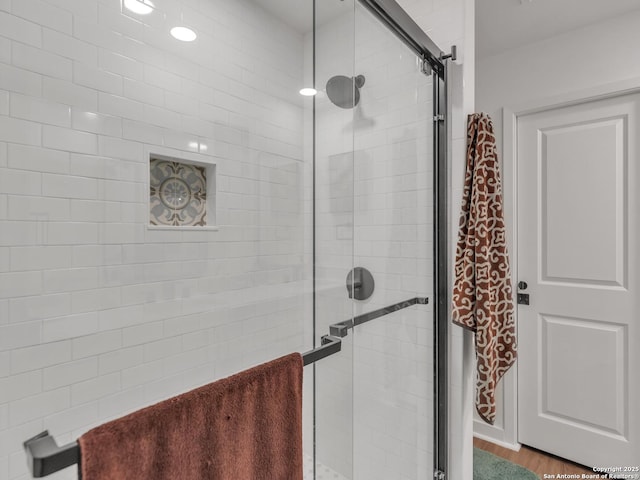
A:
474,437,595,478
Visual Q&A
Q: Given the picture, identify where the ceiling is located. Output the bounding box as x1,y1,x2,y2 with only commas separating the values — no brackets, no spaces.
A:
250,0,351,33
251,0,640,53
476,0,640,58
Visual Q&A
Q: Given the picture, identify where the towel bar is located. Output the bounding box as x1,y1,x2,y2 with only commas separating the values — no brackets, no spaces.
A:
23,431,79,478
22,293,430,477
329,296,429,338
302,334,342,366
23,335,342,478
22,292,430,477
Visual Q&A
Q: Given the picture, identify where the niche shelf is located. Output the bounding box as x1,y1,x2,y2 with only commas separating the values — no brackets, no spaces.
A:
147,149,216,230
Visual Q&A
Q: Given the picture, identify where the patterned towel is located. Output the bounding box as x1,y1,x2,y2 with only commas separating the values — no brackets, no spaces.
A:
452,113,517,425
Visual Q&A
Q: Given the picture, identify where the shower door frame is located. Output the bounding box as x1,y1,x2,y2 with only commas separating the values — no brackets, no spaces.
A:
332,0,450,477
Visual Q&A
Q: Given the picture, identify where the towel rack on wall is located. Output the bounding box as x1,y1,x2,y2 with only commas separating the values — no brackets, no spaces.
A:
23,296,429,478
22,335,342,478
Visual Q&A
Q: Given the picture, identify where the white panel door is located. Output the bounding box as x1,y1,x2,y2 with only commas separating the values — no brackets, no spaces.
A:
517,93,640,467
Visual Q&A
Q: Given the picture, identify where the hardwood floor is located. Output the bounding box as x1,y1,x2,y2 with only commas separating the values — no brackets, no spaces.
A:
474,438,595,478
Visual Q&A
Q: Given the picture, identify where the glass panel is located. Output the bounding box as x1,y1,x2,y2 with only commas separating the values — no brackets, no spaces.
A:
351,4,435,480
313,1,435,479
314,0,356,478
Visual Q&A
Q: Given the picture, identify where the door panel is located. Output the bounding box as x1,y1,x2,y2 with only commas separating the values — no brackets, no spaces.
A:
541,117,625,286
541,314,626,436
517,93,640,466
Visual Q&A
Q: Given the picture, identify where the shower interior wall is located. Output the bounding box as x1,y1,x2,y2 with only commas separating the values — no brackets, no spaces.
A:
0,0,313,478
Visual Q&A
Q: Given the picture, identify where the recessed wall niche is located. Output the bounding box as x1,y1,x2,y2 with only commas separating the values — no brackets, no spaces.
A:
148,152,216,228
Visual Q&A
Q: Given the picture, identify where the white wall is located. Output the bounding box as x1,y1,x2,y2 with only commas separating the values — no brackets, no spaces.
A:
0,0,311,478
478,9,640,152
475,8,640,447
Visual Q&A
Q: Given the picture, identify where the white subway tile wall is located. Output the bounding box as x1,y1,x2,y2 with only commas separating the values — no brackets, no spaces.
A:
0,0,310,478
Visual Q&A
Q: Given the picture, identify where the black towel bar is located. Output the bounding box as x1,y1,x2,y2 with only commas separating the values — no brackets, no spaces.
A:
23,431,79,478
302,334,342,366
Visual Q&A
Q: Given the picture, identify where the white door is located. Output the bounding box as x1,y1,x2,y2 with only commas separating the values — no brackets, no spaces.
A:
517,92,640,467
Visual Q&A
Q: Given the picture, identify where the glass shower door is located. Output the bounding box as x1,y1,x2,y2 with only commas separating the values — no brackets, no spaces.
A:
351,3,435,478
312,0,357,478
312,1,437,479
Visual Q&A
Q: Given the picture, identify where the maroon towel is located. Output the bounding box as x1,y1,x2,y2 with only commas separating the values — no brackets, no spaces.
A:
79,353,303,479
452,113,517,425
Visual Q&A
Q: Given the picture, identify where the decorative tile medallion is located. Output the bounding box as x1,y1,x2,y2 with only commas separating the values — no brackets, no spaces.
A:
150,159,207,226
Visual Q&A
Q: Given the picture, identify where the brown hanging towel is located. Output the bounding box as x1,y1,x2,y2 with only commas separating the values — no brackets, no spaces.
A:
452,113,517,425
78,353,303,479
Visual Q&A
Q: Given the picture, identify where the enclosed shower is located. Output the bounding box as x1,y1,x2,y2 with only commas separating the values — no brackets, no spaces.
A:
0,0,450,478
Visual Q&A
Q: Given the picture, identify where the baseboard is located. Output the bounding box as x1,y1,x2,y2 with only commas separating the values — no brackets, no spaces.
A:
473,432,521,452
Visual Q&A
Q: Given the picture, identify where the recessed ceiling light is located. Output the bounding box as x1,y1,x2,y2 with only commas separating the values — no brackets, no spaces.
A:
299,88,317,96
123,0,154,15
170,26,197,42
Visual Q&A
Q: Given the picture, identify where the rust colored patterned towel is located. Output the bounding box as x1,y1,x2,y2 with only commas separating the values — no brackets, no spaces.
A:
78,353,303,480
452,113,517,425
